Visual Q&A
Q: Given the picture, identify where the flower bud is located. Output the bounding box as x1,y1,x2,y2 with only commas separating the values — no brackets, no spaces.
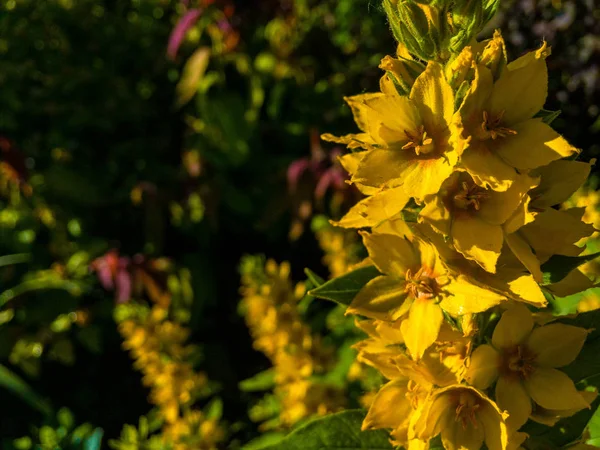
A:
449,0,485,54
379,54,425,96
477,29,507,79
383,0,450,61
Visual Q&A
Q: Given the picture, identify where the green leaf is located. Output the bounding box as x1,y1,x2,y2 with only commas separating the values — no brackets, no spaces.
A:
308,266,381,306
175,46,211,108
304,268,325,288
0,364,52,416
242,432,286,450
0,278,84,307
541,253,600,285
83,429,104,450
254,410,394,450
535,108,561,125
0,253,31,268
239,369,276,392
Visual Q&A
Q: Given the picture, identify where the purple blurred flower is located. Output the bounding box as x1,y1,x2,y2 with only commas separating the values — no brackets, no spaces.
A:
286,130,348,200
167,8,203,60
91,250,132,304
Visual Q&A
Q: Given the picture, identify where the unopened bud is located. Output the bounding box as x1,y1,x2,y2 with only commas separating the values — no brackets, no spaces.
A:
477,30,507,79
379,55,425,96
383,0,449,61
449,0,484,54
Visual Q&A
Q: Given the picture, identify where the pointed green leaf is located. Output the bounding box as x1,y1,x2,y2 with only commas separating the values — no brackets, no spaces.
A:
0,254,31,268
541,252,600,285
534,108,561,125
239,369,276,392
0,364,51,416
308,266,381,306
304,268,325,288
254,410,394,450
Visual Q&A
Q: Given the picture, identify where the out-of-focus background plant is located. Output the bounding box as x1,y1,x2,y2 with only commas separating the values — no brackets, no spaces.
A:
0,0,598,448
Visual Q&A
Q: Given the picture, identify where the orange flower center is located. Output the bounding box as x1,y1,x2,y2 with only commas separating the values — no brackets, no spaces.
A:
453,181,489,211
500,345,537,380
454,392,481,430
480,110,517,140
404,267,438,299
403,125,435,155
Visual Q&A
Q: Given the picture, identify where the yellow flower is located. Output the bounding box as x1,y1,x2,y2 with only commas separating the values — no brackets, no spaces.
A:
363,378,429,448
324,61,465,200
410,384,509,450
419,170,538,273
459,43,578,192
501,160,595,282
348,231,504,359
465,304,592,431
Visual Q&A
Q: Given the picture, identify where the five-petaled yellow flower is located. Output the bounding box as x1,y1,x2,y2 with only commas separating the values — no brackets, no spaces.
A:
459,42,578,192
410,384,509,450
323,61,465,200
420,170,538,273
347,231,505,359
466,304,593,432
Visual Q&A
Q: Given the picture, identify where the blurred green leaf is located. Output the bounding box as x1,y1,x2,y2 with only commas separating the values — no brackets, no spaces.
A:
176,46,211,108
0,364,51,416
0,253,31,267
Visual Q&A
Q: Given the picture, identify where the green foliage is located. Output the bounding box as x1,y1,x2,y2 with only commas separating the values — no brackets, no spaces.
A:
308,265,381,306
541,253,600,285
13,408,103,450
0,364,51,416
255,410,394,450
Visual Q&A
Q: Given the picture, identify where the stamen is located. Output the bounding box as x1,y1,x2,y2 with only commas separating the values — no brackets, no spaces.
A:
481,110,518,140
453,181,489,211
502,345,537,380
403,125,435,155
404,267,437,299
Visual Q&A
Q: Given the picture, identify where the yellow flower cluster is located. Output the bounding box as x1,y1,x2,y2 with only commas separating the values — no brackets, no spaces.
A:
118,305,224,450
315,224,361,278
325,30,597,450
240,259,345,428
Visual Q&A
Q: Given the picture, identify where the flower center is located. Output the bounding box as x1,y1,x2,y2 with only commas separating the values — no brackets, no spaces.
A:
403,125,435,155
480,110,517,140
404,267,437,299
453,182,489,211
454,392,481,430
501,345,537,380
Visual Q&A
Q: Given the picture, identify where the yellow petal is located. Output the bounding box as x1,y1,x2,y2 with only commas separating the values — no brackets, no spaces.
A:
465,344,501,389
465,344,500,390
415,237,446,278
333,186,409,229
527,324,589,368
503,269,547,307
479,173,538,226
410,61,454,131
451,216,503,273
352,149,413,188
492,304,534,349
489,48,548,125
505,232,543,283
530,389,597,426
419,192,452,236
337,152,363,177
531,160,591,208
401,299,443,360
521,208,595,259
524,367,591,410
344,93,387,137
440,275,506,316
461,141,516,192
362,231,419,277
496,377,532,432
347,275,411,321
479,400,510,450
546,268,595,298
460,64,493,124
494,119,579,171
362,94,422,145
363,379,412,431
503,196,536,235
442,418,485,450
374,216,413,238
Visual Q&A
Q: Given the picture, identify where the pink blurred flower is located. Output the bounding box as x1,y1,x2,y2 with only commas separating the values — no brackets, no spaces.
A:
167,8,203,60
